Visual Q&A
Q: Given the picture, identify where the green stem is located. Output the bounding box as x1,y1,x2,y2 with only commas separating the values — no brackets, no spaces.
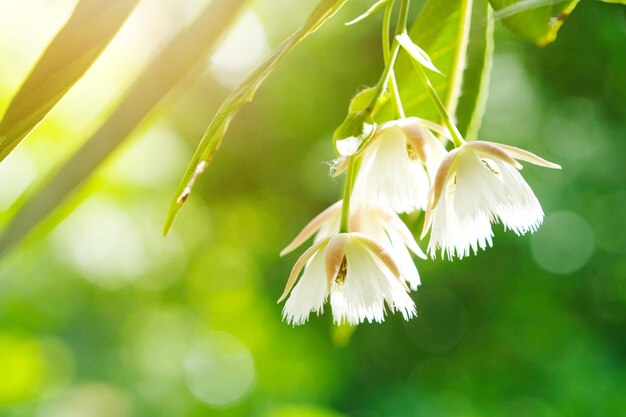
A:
364,0,410,115
382,0,405,119
389,71,405,118
381,0,393,63
413,62,465,147
339,0,410,233
339,156,357,233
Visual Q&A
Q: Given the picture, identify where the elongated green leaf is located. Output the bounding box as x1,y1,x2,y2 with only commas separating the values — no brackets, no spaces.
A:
488,0,579,46
0,0,248,258
0,0,139,163
345,0,390,26
391,0,492,141
455,0,494,139
164,0,349,234
396,33,443,74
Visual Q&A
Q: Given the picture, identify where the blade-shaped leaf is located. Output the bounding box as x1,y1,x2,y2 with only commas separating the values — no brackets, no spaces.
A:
488,0,580,46
163,0,349,235
0,0,248,258
0,0,140,163
391,0,493,140
345,0,390,26
455,0,494,139
395,32,443,74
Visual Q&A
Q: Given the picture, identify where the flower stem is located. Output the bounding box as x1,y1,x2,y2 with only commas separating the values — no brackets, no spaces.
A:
339,156,357,233
339,0,410,233
381,0,394,63
413,62,465,147
382,0,405,119
364,0,410,115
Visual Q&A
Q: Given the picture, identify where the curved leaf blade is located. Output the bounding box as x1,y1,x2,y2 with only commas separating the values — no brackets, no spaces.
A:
396,33,443,74
372,0,493,142
0,0,140,162
0,0,248,258
345,0,390,26
488,0,580,46
163,0,350,235
455,0,494,139
392,0,475,127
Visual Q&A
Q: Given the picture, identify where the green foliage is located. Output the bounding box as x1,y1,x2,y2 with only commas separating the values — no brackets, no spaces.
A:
391,0,492,140
0,1,624,416
163,0,350,235
395,33,442,74
345,0,391,26
489,0,580,46
333,111,376,156
0,0,248,257
348,87,390,114
0,0,139,163
456,0,494,139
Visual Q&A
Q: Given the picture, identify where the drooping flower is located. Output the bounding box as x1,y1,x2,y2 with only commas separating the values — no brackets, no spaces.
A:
421,141,561,259
279,232,416,326
281,201,425,290
350,117,448,213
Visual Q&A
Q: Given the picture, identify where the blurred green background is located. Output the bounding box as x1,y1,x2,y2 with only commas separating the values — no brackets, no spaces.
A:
1,0,625,416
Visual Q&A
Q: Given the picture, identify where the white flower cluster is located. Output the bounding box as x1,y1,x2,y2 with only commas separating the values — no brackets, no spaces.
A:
279,117,560,326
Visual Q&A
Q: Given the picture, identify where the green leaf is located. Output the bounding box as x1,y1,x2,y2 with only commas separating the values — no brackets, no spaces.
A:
601,0,625,4
0,0,248,258
488,0,580,46
345,0,390,26
0,0,140,163
455,0,494,139
164,0,349,235
395,32,442,74
347,86,389,114
391,0,493,140
333,111,376,156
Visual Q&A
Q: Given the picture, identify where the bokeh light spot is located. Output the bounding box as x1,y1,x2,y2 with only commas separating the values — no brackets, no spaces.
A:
542,98,606,162
37,383,133,417
0,333,44,405
184,332,255,407
52,198,147,288
531,211,594,274
209,10,269,88
0,149,37,210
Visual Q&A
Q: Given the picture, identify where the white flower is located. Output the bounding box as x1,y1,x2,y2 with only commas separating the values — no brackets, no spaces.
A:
279,232,416,326
421,141,561,259
350,117,447,213
350,206,426,290
281,201,426,290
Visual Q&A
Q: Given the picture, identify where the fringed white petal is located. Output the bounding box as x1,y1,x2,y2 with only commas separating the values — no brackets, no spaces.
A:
352,126,431,213
353,208,423,290
330,240,415,325
387,228,421,290
492,160,544,235
427,142,551,259
453,150,544,235
422,129,448,177
427,182,494,260
282,252,329,326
